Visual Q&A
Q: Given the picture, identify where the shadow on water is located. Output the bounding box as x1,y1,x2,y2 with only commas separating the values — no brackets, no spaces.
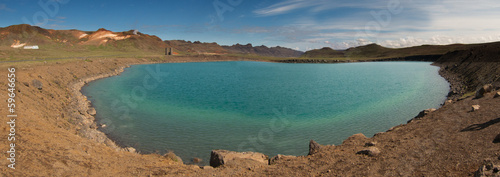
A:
461,117,500,132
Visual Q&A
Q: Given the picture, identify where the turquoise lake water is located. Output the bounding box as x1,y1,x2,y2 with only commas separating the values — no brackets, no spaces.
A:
82,61,449,164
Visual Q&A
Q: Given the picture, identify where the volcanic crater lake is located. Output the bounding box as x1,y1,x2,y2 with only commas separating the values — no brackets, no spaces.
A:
82,61,449,164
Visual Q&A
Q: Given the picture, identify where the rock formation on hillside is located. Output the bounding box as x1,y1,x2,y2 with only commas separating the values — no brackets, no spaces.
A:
222,43,303,57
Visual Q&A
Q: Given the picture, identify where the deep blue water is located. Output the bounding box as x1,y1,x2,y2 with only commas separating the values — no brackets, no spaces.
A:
82,61,449,164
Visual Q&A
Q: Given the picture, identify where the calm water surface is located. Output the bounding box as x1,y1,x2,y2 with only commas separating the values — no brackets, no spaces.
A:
82,61,449,164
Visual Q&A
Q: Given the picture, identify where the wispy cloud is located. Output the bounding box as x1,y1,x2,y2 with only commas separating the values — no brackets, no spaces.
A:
254,0,311,16
252,0,500,50
253,0,386,16
0,4,14,12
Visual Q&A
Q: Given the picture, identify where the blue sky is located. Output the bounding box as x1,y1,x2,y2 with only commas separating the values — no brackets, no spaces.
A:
1,0,500,51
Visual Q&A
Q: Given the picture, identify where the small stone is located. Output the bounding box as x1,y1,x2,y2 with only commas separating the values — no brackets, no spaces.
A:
125,147,136,153
474,161,500,177
201,166,213,170
356,147,381,157
87,107,97,116
269,154,296,165
471,105,480,112
445,100,453,105
192,157,202,163
32,79,43,90
494,92,500,98
365,142,377,147
101,124,107,128
493,134,500,143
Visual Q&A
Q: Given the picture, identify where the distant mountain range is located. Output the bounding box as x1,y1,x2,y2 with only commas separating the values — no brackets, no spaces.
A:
0,24,303,58
301,43,487,60
3,24,498,61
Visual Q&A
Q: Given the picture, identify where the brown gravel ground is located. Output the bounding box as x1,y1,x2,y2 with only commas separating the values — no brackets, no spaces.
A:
0,55,498,176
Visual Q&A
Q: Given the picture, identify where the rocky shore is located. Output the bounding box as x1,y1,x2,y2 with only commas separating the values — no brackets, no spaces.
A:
1,47,499,176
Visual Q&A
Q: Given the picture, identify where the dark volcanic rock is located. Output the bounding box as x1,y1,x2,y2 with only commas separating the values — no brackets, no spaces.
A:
476,84,493,98
308,140,322,155
494,134,500,143
474,161,500,177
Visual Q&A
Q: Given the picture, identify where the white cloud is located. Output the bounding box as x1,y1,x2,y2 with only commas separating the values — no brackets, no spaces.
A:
250,0,500,51
253,0,388,16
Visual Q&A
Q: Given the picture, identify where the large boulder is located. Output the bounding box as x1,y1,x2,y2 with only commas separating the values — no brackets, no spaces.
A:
476,84,493,98
356,147,381,157
210,150,268,168
308,140,322,155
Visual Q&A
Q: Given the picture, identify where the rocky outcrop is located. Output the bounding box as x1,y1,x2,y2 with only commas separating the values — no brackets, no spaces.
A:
223,43,303,58
408,108,436,123
308,140,323,155
210,150,268,168
434,42,500,99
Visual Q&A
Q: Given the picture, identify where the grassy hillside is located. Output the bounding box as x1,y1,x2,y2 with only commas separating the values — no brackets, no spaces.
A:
0,24,166,61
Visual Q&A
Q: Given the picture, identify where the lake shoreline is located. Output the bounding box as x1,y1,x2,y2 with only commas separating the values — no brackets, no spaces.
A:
75,56,454,155
4,51,498,176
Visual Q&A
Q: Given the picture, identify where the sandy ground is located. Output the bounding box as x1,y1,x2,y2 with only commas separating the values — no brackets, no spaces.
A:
0,55,498,176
